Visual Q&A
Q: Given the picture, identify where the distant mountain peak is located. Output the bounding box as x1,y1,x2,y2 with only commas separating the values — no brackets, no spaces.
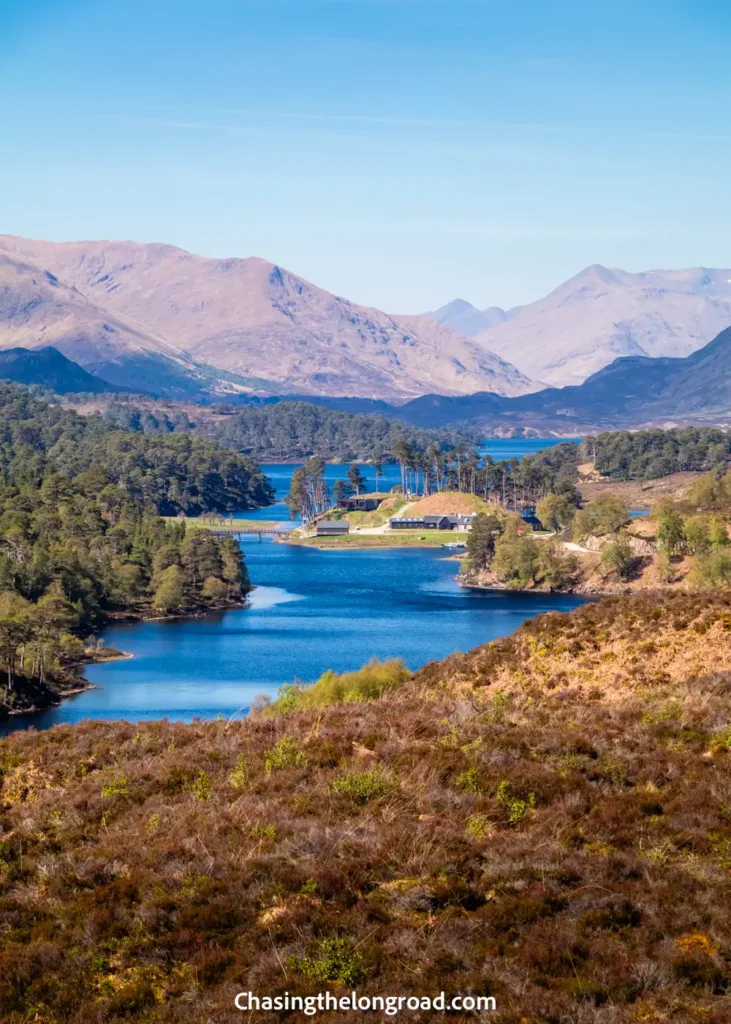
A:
471,263,731,387
423,298,509,337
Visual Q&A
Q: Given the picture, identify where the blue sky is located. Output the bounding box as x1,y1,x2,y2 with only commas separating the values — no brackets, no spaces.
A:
1,0,730,312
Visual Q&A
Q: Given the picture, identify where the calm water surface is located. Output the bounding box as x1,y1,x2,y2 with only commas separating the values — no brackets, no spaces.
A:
2,543,585,733
1,439,585,735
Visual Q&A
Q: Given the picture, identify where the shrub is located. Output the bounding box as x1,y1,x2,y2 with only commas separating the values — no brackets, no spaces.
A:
264,736,307,773
496,780,535,823
601,536,634,579
192,770,211,801
228,754,249,790
290,938,367,986
709,515,730,548
455,767,483,794
101,776,129,799
249,824,276,839
684,515,711,555
269,658,411,712
466,813,493,840
330,768,396,804
691,548,731,587
652,500,686,554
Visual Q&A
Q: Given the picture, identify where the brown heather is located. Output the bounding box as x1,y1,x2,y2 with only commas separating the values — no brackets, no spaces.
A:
2,591,731,1023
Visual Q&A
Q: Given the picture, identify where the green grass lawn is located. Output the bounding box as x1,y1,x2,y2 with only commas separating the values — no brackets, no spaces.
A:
283,531,470,549
164,516,282,532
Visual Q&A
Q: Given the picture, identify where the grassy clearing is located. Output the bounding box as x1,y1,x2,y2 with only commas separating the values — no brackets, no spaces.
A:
406,492,504,517
284,531,470,549
163,516,282,532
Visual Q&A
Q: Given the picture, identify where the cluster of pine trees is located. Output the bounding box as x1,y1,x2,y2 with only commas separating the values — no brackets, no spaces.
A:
582,427,731,480
0,384,260,709
203,401,475,461
0,385,274,514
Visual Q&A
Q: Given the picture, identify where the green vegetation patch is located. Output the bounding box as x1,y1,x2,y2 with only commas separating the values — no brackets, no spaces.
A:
269,658,411,713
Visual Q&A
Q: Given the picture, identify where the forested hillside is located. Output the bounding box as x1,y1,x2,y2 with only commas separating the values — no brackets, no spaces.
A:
2,592,731,1022
1,385,274,514
584,427,731,480
197,400,477,461
0,384,271,715
80,397,480,462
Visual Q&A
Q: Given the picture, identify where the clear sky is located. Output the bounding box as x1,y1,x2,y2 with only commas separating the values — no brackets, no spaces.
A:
1,0,730,313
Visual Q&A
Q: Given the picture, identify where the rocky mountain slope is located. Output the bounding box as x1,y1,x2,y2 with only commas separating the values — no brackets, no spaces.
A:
0,250,241,397
0,236,534,401
498,323,731,425
430,264,731,387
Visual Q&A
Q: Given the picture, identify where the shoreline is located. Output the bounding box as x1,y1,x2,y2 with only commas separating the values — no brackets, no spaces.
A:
1,595,253,721
459,575,622,598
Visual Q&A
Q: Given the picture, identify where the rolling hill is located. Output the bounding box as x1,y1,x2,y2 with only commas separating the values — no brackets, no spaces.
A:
0,236,535,401
0,346,121,394
3,592,731,1022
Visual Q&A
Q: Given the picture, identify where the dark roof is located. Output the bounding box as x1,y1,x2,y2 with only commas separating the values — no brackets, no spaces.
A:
316,521,350,533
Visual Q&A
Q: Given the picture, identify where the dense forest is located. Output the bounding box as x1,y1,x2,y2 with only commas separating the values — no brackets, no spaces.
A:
86,399,731,493
2,386,274,514
202,401,479,461
0,384,267,714
581,427,731,480
93,398,479,461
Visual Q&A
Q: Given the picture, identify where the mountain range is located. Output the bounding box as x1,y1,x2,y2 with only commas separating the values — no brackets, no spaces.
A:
271,325,731,432
3,234,731,408
0,236,531,401
4,321,731,431
425,264,731,387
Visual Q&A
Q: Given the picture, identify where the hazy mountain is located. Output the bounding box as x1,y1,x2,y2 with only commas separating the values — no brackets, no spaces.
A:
0,346,121,394
423,298,510,336
0,237,535,401
471,264,731,387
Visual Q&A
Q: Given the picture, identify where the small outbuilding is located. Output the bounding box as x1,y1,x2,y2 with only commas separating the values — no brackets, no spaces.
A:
336,495,385,513
316,521,350,537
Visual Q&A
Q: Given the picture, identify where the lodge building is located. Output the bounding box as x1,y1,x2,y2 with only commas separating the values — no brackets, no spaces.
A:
389,513,477,531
